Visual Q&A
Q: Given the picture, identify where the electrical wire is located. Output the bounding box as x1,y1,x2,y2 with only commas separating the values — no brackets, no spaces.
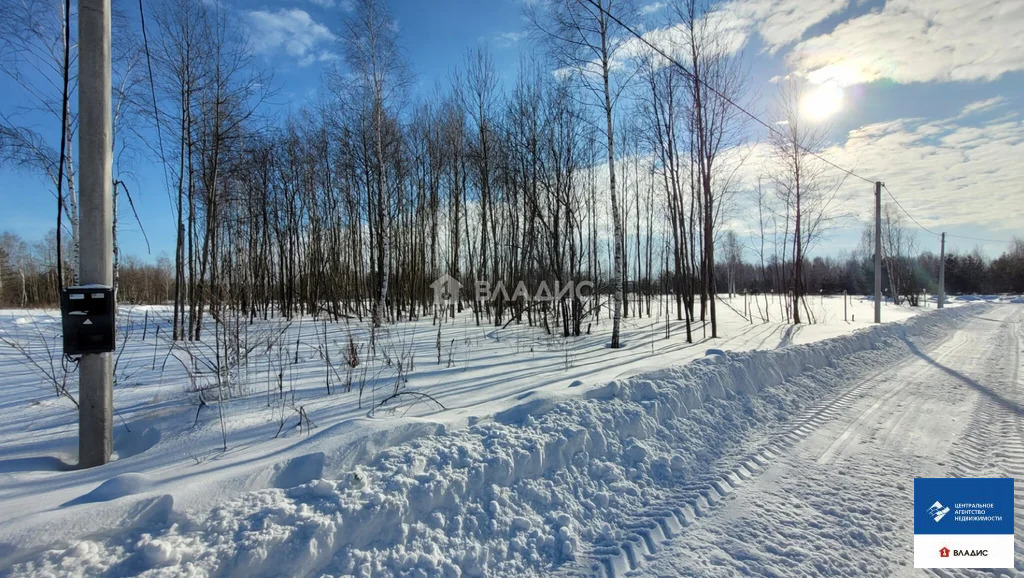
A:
883,184,1016,245
583,0,1023,251
946,233,1017,245
138,0,175,213
881,184,940,236
580,0,878,186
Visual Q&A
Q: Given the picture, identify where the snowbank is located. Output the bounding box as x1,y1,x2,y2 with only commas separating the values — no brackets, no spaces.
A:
6,305,985,577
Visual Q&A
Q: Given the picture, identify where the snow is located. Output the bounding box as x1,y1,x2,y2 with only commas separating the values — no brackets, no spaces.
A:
643,303,1024,576
0,295,1002,576
57,473,157,509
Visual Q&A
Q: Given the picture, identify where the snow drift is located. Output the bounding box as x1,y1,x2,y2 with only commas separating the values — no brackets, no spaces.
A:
6,305,984,577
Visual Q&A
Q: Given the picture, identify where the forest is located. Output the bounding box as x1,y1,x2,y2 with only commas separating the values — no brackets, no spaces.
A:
2,0,1022,344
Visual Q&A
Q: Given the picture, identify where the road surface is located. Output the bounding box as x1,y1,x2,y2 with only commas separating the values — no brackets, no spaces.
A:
628,305,1023,577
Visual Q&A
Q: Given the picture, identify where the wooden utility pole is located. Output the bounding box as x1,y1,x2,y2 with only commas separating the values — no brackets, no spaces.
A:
874,181,882,324
938,232,946,309
78,0,114,468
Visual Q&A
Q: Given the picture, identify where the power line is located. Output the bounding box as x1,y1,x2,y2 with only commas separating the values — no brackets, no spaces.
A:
138,0,174,213
882,185,1016,245
580,0,878,186
881,184,940,236
946,233,1017,245
584,0,1024,254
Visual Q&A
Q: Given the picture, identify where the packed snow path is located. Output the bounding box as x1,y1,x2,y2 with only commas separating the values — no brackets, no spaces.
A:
631,305,1024,577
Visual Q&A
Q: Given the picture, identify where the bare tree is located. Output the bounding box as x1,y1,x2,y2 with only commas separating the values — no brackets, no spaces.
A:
529,0,637,348
747,178,773,321
765,79,844,324
636,48,694,340
153,0,210,340
0,0,79,285
455,46,501,324
339,0,410,335
879,204,920,306
721,228,742,297
671,0,748,337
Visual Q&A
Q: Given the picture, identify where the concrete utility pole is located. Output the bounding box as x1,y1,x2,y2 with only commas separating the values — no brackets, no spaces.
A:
938,232,946,309
874,181,882,324
78,0,114,468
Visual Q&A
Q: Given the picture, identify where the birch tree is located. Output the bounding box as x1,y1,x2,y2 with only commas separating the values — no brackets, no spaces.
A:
529,0,637,348
637,48,694,341
765,79,843,324
672,0,748,338
879,204,919,306
339,0,409,332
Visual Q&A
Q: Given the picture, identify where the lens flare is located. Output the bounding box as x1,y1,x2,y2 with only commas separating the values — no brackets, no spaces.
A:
802,83,844,121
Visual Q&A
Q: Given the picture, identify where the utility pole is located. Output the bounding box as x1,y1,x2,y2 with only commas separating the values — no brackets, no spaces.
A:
938,232,946,309
78,0,114,468
874,181,882,324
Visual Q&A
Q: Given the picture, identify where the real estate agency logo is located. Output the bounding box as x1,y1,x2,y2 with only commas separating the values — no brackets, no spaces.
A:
928,501,950,522
938,546,989,559
929,501,989,559
913,478,1013,569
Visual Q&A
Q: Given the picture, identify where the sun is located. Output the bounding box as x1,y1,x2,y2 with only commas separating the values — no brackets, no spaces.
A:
802,83,844,121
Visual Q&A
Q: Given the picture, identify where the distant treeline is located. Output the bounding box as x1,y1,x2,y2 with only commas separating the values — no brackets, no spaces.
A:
0,231,173,308
715,239,1023,307
3,229,1021,310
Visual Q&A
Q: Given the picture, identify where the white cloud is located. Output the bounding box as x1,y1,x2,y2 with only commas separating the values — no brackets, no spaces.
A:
616,23,689,65
705,103,1022,247
308,0,354,8
788,0,1024,86
568,0,1023,90
814,112,1024,232
494,31,528,48
619,0,846,69
617,14,749,69
641,2,665,15
629,0,1022,87
722,0,849,53
958,97,1008,118
246,9,337,67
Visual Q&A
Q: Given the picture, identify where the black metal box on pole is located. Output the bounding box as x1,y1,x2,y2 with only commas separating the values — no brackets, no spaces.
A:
61,285,116,355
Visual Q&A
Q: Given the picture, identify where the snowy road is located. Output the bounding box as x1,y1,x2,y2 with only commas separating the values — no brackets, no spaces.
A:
7,304,1023,577
633,305,1024,577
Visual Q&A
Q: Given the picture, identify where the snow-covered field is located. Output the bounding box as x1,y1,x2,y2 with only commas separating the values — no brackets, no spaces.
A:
0,295,1019,576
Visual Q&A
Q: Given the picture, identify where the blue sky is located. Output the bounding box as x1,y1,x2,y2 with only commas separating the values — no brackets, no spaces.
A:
1,0,1022,263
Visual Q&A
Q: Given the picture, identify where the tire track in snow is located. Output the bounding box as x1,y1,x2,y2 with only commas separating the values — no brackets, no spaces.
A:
570,314,980,577
815,330,971,466
933,307,1024,578
635,306,1019,578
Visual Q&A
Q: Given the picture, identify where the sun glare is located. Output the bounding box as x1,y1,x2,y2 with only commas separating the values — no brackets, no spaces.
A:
802,83,844,121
